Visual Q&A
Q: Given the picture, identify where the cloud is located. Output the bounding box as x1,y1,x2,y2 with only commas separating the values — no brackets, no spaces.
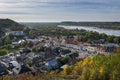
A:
0,0,120,22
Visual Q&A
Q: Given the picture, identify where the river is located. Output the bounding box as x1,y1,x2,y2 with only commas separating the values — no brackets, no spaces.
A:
58,25,120,36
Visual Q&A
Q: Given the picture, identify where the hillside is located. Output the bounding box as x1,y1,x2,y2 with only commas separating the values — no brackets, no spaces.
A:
0,19,24,37
61,22,120,30
2,53,120,80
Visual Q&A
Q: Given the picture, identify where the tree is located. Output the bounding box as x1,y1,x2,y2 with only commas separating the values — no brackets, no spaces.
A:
0,49,8,56
60,57,69,65
77,35,81,41
32,47,38,53
4,36,11,44
80,67,90,80
113,37,119,43
62,65,71,75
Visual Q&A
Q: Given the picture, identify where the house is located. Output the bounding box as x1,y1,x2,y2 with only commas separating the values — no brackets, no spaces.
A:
10,28,24,36
19,65,32,74
9,61,21,74
65,39,81,50
80,44,87,51
26,38,40,44
68,53,79,64
0,56,12,63
61,49,71,55
87,46,98,53
0,63,8,76
16,54,27,62
98,43,119,53
19,48,31,54
59,38,66,46
52,47,62,55
44,42,51,48
9,61,32,74
12,38,19,45
45,59,60,70
32,55,44,67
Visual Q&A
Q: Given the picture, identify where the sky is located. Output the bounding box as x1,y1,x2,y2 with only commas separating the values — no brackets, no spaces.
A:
0,0,120,22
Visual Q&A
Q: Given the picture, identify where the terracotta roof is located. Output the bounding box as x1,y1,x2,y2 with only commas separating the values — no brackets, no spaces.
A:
83,42,90,46
66,39,80,45
59,38,63,43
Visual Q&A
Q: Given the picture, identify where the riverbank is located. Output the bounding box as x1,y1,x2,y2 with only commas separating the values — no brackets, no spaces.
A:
59,25,120,36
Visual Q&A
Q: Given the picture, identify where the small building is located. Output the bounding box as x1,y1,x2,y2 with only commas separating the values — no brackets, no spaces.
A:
9,61,21,74
9,61,31,74
45,59,60,70
59,38,66,46
11,31,24,36
98,43,119,53
0,63,8,76
65,39,81,50
87,46,98,53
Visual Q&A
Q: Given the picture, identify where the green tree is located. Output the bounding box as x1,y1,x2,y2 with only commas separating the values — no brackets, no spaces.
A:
0,49,8,56
5,36,11,44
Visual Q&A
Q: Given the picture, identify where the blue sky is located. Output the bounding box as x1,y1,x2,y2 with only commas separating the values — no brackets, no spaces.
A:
0,0,120,22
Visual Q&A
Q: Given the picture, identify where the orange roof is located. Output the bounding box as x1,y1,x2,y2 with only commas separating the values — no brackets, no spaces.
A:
83,42,89,46
66,39,80,45
59,38,63,43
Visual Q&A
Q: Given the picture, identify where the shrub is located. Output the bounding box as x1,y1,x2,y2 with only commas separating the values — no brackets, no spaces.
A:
62,65,71,75
0,49,8,56
60,57,69,65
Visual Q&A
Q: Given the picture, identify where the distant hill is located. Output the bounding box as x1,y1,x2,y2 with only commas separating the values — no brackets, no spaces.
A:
0,19,24,37
61,21,120,30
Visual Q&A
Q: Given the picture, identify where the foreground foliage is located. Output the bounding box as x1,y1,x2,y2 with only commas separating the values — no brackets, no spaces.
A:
61,53,120,80
2,53,120,80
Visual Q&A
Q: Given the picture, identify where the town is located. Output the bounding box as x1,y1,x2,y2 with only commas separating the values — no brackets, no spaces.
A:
0,0,120,79
0,25,120,77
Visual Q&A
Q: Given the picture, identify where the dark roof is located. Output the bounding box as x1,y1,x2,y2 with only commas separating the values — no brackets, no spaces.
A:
0,63,8,76
19,65,31,74
16,55,27,62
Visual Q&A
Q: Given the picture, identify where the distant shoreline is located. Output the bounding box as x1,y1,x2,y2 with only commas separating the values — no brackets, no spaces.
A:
59,25,120,36
21,22,120,30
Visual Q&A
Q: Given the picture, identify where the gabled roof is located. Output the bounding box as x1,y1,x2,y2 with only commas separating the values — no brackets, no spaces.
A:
19,65,31,74
0,63,8,76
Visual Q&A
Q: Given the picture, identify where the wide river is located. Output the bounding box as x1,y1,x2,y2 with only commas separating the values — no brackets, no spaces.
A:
58,25,120,36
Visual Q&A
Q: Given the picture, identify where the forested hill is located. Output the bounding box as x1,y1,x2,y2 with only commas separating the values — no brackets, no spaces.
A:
0,19,24,37
0,19,24,29
61,22,120,30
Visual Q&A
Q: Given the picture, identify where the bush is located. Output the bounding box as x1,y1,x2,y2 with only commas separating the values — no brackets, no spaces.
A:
62,65,71,75
60,57,69,65
32,47,38,53
0,49,8,56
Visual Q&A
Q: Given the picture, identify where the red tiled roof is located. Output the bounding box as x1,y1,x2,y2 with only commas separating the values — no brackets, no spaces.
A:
66,39,80,45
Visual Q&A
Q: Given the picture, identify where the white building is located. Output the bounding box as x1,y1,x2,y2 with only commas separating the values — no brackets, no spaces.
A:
11,31,24,36
87,46,98,53
65,40,81,50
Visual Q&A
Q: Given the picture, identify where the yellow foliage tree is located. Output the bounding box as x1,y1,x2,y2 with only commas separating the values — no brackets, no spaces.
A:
49,71,56,75
62,65,71,75
82,57,92,67
99,67,104,75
